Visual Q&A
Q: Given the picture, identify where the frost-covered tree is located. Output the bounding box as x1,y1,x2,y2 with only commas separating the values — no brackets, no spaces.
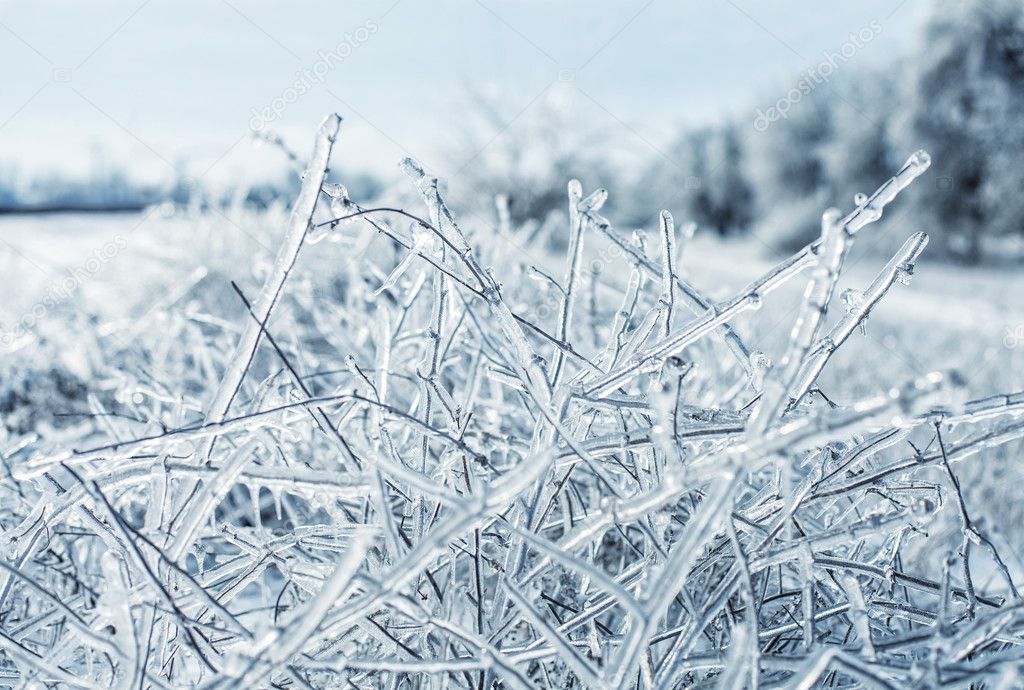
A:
628,124,754,235
821,73,896,209
901,0,1024,263
700,123,755,235
748,88,833,203
626,128,708,227
452,89,614,230
632,0,1024,264
746,89,835,251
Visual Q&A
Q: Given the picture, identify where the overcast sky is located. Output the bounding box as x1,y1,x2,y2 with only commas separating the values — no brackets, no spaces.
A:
0,0,925,187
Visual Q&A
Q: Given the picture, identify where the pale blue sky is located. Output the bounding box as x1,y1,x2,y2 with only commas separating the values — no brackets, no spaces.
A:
0,0,925,187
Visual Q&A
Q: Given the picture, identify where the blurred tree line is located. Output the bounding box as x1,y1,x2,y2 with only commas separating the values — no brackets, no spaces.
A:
629,0,1024,264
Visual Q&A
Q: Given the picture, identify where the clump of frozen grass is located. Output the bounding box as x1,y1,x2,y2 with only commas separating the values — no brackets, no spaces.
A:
2,114,1024,688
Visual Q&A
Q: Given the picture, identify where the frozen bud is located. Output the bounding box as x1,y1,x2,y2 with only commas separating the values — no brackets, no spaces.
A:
913,497,936,517
578,188,608,213
567,179,583,202
327,183,354,219
526,266,556,291
859,206,883,223
663,355,688,374
840,288,865,313
399,157,428,182
410,222,433,248
749,351,772,371
823,440,848,459
324,182,348,201
822,207,844,227
906,149,931,173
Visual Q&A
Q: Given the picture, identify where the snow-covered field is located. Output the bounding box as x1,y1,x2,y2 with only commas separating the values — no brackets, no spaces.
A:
1,146,1024,687
4,207,1022,399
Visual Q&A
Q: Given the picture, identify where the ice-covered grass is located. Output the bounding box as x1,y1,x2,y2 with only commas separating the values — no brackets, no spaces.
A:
1,116,1024,688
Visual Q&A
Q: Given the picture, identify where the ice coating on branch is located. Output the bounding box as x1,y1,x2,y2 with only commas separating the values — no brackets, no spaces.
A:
198,113,342,476
841,150,932,235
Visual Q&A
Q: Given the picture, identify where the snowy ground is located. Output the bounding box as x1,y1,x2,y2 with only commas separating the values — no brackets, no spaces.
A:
3,209,1023,515
3,196,1024,686
6,208,1018,395
7,206,1021,518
